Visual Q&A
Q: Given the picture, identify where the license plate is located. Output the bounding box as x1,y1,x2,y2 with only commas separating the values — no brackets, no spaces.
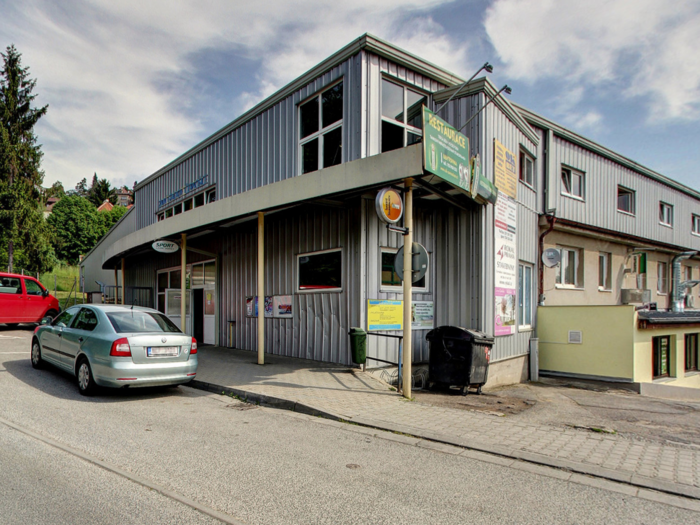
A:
147,346,179,357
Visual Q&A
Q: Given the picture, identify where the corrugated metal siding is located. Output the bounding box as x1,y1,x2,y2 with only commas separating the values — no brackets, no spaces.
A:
553,136,700,250
135,54,364,230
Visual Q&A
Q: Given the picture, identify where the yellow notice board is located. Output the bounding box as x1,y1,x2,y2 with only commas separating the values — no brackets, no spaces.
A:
493,139,517,199
367,300,403,331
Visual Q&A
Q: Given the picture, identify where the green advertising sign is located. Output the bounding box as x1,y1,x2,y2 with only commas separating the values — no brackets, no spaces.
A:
422,107,471,193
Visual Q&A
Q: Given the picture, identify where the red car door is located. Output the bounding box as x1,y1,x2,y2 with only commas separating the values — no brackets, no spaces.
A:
23,278,48,322
0,276,26,323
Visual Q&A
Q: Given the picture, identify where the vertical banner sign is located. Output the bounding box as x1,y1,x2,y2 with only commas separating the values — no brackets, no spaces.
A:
494,193,517,336
422,107,471,193
493,139,518,199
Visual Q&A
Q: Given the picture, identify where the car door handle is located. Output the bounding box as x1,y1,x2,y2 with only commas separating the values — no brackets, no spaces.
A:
78,337,84,343
58,331,62,337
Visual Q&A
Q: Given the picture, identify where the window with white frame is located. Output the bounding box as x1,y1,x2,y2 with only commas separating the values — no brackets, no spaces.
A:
297,249,343,292
659,202,673,226
519,151,534,188
299,82,343,174
518,263,533,328
657,261,668,295
617,186,635,215
556,246,584,287
381,78,427,153
380,247,428,291
692,214,700,235
598,252,612,291
561,167,584,199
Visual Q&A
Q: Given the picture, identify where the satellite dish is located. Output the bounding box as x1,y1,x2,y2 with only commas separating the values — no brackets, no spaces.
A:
394,243,429,283
542,248,561,268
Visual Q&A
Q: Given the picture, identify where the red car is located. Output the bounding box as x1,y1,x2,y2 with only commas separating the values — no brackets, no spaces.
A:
0,272,60,327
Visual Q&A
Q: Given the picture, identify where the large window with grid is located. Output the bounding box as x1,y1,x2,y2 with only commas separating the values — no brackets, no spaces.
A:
299,81,343,175
381,78,427,153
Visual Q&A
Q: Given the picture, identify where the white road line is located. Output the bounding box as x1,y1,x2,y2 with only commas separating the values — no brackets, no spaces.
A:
0,415,244,525
0,352,29,354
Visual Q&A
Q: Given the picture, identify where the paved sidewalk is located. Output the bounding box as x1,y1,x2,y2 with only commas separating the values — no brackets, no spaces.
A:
192,346,700,500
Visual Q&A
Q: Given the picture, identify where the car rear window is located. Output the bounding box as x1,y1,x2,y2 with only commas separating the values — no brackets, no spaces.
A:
106,311,181,333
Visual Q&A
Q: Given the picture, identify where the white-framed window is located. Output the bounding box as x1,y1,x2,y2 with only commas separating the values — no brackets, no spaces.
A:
381,78,427,153
519,150,534,188
296,248,343,293
617,185,635,215
561,167,584,199
379,247,428,292
518,263,533,328
659,202,673,226
206,188,216,204
692,214,700,235
556,246,584,288
598,252,612,291
657,261,668,295
156,189,213,221
299,81,343,175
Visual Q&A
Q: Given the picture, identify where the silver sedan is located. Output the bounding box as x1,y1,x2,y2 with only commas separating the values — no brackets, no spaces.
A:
31,304,198,395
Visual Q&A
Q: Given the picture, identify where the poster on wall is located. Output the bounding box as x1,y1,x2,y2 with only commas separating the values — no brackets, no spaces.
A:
493,139,517,200
411,301,434,330
367,300,403,331
274,295,293,318
245,296,273,317
494,193,517,336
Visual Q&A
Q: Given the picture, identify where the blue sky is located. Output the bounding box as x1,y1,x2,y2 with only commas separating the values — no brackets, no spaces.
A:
1,0,699,192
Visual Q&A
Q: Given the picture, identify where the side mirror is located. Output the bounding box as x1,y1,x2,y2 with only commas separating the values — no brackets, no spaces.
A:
40,317,52,325
42,289,49,297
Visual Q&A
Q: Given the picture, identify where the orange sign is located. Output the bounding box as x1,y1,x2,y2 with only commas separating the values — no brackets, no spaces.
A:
375,188,403,224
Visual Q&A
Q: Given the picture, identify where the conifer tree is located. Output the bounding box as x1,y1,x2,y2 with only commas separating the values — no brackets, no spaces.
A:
0,44,54,273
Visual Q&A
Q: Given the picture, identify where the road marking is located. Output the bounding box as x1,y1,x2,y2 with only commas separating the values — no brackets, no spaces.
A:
0,352,30,354
0,336,23,339
0,414,245,525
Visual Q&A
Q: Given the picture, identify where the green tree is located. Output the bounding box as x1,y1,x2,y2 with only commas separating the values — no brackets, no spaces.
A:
45,180,65,199
97,204,127,234
88,174,116,207
0,44,54,273
47,195,102,264
67,177,88,197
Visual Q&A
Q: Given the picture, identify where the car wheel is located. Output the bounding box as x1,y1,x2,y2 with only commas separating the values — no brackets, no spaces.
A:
31,340,44,369
77,358,97,396
45,310,58,320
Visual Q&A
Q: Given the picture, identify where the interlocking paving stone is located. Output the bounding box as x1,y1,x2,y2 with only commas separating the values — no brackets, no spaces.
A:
195,346,700,494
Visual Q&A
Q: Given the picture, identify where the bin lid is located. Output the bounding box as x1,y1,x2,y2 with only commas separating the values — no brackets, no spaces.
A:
432,326,494,344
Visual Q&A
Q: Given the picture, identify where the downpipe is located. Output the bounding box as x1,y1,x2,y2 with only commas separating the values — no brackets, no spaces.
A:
538,214,556,306
671,251,697,312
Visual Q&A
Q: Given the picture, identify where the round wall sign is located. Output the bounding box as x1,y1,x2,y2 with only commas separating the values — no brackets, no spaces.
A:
152,240,179,254
375,188,404,224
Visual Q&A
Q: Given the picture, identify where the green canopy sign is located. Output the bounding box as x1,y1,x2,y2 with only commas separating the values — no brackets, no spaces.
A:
422,107,471,193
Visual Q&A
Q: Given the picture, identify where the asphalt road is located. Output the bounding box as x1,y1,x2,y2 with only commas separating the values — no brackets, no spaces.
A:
1,326,699,524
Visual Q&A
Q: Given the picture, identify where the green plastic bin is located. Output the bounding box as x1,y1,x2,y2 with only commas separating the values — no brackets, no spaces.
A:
349,327,367,365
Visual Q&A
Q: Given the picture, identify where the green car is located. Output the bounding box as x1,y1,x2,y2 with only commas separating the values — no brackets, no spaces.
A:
32,304,198,395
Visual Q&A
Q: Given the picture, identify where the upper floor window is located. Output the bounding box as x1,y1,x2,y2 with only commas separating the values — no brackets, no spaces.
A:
598,252,612,291
617,186,635,215
659,202,673,226
561,167,584,199
556,246,584,288
692,214,700,235
519,151,534,188
299,81,343,174
381,79,427,153
657,262,668,295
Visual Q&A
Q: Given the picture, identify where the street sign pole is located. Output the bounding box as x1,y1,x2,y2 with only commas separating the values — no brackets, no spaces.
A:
402,178,413,399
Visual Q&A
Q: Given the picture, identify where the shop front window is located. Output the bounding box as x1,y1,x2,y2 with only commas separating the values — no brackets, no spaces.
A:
297,249,342,292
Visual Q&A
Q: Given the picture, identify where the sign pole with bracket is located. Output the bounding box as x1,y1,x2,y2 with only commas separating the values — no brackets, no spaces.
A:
402,178,413,400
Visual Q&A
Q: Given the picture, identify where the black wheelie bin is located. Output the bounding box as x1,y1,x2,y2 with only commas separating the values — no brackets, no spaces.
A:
426,326,494,395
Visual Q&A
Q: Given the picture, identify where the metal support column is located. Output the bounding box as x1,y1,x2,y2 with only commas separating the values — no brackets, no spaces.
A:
402,178,413,399
121,258,125,305
181,233,187,334
258,212,265,365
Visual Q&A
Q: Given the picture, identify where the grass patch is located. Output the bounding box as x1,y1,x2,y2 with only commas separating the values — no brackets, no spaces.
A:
39,265,80,293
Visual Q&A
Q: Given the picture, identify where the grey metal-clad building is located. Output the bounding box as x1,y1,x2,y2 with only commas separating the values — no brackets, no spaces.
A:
81,33,700,389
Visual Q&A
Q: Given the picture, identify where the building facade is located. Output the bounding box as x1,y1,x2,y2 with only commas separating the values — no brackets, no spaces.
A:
81,34,700,391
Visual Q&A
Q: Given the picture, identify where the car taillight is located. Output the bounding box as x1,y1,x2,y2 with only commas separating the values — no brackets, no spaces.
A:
190,337,198,354
110,337,131,357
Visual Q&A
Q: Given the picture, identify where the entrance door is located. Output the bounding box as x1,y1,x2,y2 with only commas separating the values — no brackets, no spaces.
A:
203,284,215,344
193,289,204,344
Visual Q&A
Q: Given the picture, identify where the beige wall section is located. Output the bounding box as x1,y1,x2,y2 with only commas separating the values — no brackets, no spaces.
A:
485,355,529,389
542,230,700,308
634,326,700,388
538,305,636,380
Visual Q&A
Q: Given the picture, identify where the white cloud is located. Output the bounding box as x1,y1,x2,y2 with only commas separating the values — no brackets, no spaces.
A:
484,0,700,122
0,0,469,190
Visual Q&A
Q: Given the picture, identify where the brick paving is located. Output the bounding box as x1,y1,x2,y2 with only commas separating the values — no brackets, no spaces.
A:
195,346,700,496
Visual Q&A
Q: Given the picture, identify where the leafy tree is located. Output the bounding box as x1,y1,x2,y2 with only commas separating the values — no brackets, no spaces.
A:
45,180,65,199
97,204,127,233
47,195,102,264
67,177,88,197
88,174,116,206
0,44,54,273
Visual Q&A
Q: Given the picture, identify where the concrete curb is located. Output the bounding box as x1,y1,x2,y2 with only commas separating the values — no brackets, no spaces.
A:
189,380,700,502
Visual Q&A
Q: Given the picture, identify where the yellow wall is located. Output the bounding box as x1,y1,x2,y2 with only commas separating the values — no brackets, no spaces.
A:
634,326,700,388
538,305,636,380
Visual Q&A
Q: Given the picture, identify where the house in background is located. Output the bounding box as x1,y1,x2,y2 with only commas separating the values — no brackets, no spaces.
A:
96,200,114,213
115,187,133,207
43,196,61,218
79,34,700,394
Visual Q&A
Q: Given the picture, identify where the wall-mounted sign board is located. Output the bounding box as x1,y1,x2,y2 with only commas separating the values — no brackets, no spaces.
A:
375,188,404,224
152,240,179,253
422,107,471,193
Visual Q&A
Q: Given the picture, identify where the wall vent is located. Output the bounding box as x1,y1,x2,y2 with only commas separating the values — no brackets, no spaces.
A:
568,330,583,344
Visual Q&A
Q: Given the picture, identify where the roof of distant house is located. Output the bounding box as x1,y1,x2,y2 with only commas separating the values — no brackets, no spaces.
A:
96,200,113,212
